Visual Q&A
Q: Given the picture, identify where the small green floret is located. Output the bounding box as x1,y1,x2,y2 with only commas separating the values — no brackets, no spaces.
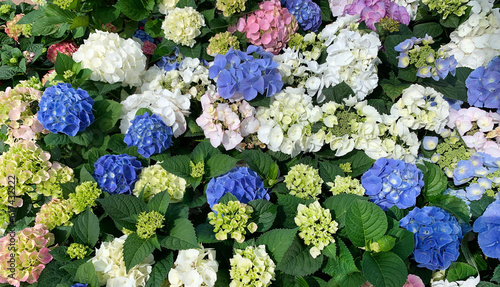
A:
422,0,469,19
67,243,89,259
53,0,73,9
63,70,74,79
409,44,436,68
208,201,256,243
284,164,323,200
339,162,352,173
190,161,205,178
69,181,102,214
435,134,470,171
0,4,11,14
136,211,165,239
330,109,362,137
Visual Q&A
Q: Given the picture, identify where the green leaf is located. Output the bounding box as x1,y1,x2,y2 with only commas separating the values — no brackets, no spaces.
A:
346,200,388,247
413,22,443,38
322,82,355,104
176,0,197,8
249,199,277,232
196,223,218,243
17,9,43,24
277,236,324,276
380,78,411,101
319,0,332,21
80,165,96,183
446,262,478,282
492,266,500,283
201,8,215,23
74,262,100,287
160,155,192,179
49,246,71,262
178,43,202,58
114,0,150,21
277,194,308,229
54,52,75,75
98,195,147,230
123,233,155,272
69,129,93,146
147,190,171,214
0,65,20,80
241,149,275,179
161,218,199,250
60,259,87,276
71,208,100,247
36,261,73,287
383,35,412,67
44,133,71,146
94,7,120,24
70,15,89,30
323,194,366,228
332,150,375,177
431,194,470,222
322,239,359,278
92,100,122,132
362,252,407,287
323,242,337,258
144,18,164,38
386,226,415,260
108,133,127,153
146,253,174,287
206,154,238,178
192,139,221,162
370,235,396,252
319,161,345,184
470,195,495,219
420,161,447,200
257,228,297,264
440,14,461,28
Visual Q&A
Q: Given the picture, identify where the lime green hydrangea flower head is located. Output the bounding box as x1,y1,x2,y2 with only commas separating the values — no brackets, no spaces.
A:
435,131,470,173
327,175,365,196
0,4,11,14
422,0,468,19
208,201,257,244
295,201,339,258
53,0,73,9
288,34,306,50
36,162,74,199
133,164,187,203
35,198,74,230
15,76,43,90
216,0,246,17
190,161,205,179
67,243,90,259
379,17,400,33
207,32,240,56
69,181,102,214
284,164,323,200
229,245,276,287
339,162,352,173
136,211,165,239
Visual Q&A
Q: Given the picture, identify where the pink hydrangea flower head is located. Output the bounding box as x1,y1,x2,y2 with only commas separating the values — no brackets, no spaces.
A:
46,40,78,64
387,2,410,25
4,14,24,42
231,0,298,54
142,41,157,55
329,0,354,17
403,274,425,287
0,224,54,287
343,0,409,30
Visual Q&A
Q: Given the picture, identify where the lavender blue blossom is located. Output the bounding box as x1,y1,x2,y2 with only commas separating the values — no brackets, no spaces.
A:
466,56,500,109
453,160,475,185
71,284,88,287
473,200,500,259
208,45,283,101
285,0,322,32
423,136,438,150
133,29,154,43
361,158,424,211
400,206,463,270
157,47,182,71
124,112,174,158
206,167,269,210
37,83,94,137
93,154,142,195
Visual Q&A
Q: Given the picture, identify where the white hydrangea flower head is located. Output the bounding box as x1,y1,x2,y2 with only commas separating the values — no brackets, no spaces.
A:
431,275,480,287
120,89,191,137
159,0,179,14
229,245,276,287
72,31,146,87
161,7,205,47
256,87,324,157
443,6,500,69
316,23,381,102
90,235,154,287
168,245,219,287
391,84,450,133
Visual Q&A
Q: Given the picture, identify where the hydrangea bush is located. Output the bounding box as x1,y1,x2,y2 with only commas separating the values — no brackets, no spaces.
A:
1,0,499,286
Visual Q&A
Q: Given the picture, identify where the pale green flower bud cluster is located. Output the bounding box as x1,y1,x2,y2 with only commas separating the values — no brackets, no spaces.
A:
35,198,74,230
63,70,75,79
435,130,470,174
216,0,246,17
190,161,205,178
207,32,240,56
133,164,187,203
422,0,468,19
136,211,165,239
284,164,323,200
68,181,102,214
327,175,365,196
208,201,257,243
36,163,74,199
0,4,10,14
53,0,73,9
339,162,352,173
67,243,90,259
15,76,43,90
229,245,276,287
294,201,339,258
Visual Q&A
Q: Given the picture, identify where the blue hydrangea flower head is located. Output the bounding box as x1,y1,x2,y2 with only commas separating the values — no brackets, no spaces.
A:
124,112,174,158
361,158,424,211
400,206,463,270
466,56,500,109
93,154,142,195
208,45,283,101
37,83,94,137
133,29,154,43
473,200,500,259
285,0,322,32
206,166,269,210
71,284,88,287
